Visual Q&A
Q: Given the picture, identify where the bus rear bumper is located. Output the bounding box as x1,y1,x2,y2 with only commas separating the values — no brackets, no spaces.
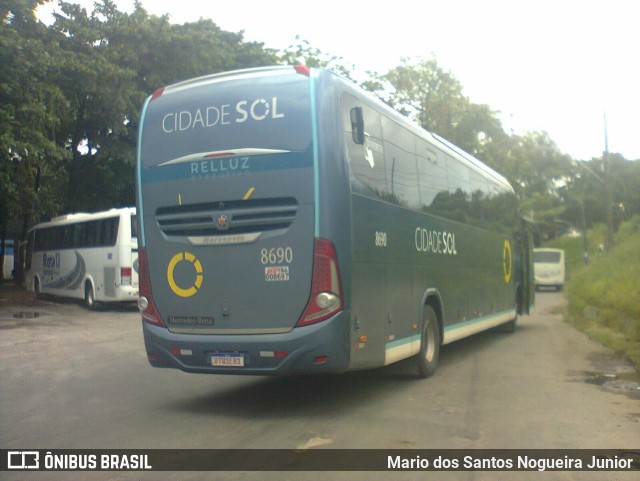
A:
142,311,350,376
534,275,565,288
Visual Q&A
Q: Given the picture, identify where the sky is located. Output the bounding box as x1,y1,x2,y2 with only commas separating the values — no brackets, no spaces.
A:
37,0,640,161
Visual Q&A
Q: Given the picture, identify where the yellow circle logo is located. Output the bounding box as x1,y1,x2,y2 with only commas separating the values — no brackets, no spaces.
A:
503,240,512,283
167,252,203,297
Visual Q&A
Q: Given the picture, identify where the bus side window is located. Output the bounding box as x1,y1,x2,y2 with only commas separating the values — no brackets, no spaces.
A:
87,221,99,247
99,218,119,247
469,170,488,224
382,116,420,209
341,94,387,201
416,140,449,214
444,155,471,223
350,107,365,145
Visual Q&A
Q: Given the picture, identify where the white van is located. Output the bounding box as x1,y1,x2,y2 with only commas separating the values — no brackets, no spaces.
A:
533,248,566,290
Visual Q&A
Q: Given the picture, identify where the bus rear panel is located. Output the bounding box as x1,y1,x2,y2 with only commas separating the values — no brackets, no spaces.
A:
137,67,349,374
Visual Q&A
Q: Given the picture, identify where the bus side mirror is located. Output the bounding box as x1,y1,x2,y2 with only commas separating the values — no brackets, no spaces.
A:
350,107,365,145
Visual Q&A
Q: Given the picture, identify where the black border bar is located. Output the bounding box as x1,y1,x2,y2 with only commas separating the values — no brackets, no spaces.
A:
2,449,639,472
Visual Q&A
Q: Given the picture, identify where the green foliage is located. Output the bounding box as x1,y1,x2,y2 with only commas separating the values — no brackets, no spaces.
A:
545,224,608,277
377,57,506,158
366,57,579,239
560,155,640,234
281,36,357,81
373,57,639,242
1,0,70,238
561,217,640,367
2,1,638,256
615,214,640,240
1,0,278,239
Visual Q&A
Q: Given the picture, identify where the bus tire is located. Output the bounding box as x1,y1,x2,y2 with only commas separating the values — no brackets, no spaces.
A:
500,317,516,333
34,277,42,299
85,282,98,310
417,304,440,378
502,288,521,333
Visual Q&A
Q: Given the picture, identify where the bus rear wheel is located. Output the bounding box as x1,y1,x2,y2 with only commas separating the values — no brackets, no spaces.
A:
417,304,440,378
85,282,98,310
34,277,42,299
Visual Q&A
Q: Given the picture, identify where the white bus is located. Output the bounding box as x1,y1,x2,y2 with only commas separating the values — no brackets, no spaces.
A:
26,207,139,308
533,248,566,291
1,240,14,279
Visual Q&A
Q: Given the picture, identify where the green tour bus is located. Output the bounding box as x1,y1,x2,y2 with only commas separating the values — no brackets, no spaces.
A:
136,65,534,377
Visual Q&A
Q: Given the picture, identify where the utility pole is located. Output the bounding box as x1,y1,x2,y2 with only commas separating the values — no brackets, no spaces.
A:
603,113,615,250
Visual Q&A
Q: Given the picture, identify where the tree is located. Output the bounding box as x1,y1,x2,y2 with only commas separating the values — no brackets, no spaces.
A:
1,0,69,281
281,36,357,80
47,1,280,212
7,2,630,257
377,57,506,157
48,1,139,211
561,155,640,233
373,57,577,238
1,0,281,273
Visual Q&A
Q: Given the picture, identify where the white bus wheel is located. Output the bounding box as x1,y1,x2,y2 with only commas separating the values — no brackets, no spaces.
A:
85,282,96,310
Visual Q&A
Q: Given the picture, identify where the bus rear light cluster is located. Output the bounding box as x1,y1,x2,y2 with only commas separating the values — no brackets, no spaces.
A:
170,348,193,356
138,248,166,327
297,238,343,327
260,351,289,359
314,355,329,365
121,267,132,286
294,65,310,76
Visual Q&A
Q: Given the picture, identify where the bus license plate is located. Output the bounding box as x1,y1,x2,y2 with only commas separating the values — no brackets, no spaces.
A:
211,352,244,367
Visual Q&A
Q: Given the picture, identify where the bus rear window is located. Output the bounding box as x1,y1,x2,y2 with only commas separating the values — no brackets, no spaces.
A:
534,251,562,263
141,73,312,167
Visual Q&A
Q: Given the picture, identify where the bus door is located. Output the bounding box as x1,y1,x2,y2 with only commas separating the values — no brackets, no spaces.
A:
519,218,536,314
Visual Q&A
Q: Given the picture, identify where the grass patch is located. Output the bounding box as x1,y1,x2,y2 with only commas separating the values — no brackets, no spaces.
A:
548,217,640,369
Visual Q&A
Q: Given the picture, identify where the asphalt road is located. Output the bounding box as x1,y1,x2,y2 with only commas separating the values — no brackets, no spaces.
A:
0,288,638,480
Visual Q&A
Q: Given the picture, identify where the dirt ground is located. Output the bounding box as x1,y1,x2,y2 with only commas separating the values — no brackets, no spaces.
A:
0,281,39,306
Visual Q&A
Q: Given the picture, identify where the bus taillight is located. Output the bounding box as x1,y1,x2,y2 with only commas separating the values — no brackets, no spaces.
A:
294,65,310,76
151,87,165,100
138,248,165,327
297,238,343,327
120,267,132,286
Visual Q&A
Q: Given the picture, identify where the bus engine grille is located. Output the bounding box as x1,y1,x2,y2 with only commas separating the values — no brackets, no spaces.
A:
155,197,298,239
